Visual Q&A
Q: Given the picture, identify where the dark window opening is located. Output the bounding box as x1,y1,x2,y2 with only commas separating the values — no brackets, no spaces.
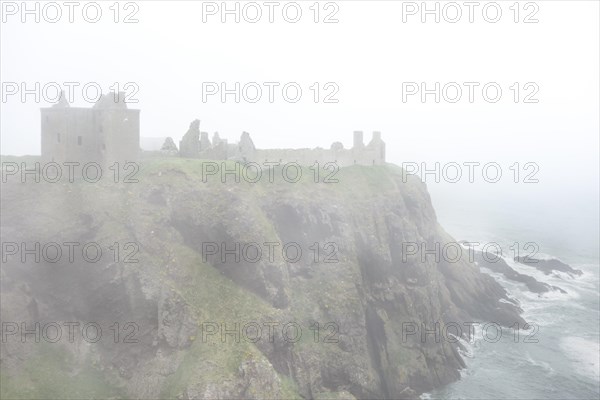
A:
77,136,82,146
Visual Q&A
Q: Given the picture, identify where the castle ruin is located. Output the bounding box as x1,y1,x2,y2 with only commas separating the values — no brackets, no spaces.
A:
41,100,385,168
176,120,385,167
40,92,140,167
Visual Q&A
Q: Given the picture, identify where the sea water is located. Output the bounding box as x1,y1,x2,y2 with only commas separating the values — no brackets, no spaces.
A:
426,200,600,399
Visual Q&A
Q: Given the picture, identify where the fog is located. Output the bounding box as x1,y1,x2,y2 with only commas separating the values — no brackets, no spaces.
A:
3,1,598,258
1,2,599,398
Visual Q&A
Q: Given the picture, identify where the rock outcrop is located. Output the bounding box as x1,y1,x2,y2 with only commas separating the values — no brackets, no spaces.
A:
0,160,525,399
472,250,566,295
514,256,583,277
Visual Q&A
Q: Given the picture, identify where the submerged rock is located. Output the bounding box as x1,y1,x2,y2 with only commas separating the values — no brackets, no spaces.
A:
514,256,583,277
473,250,567,295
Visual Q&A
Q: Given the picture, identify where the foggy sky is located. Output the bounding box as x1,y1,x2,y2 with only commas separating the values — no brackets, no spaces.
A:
1,0,599,253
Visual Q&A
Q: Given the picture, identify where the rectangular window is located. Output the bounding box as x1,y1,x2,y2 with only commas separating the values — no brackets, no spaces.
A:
77,136,82,146
57,133,61,143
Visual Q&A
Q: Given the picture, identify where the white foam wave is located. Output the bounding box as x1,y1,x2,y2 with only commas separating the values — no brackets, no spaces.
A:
522,352,555,375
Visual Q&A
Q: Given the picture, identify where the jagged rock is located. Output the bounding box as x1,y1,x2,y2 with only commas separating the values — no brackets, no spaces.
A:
475,250,567,294
514,256,583,277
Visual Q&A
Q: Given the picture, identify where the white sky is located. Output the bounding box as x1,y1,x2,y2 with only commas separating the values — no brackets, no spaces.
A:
1,0,599,252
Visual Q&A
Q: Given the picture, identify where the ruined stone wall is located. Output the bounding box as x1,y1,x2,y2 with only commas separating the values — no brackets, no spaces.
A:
177,120,386,167
242,131,386,167
250,145,385,167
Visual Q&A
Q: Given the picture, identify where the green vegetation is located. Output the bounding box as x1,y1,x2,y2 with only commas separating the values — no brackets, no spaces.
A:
0,344,124,400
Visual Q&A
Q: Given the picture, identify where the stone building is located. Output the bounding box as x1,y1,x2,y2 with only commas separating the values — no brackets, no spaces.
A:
40,92,140,167
177,120,385,167
41,100,384,168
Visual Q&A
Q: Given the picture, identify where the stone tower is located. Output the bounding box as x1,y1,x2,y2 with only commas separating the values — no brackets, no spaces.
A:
40,91,140,168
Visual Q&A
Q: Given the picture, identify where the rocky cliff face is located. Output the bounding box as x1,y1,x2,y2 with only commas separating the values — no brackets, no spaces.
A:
0,159,524,399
